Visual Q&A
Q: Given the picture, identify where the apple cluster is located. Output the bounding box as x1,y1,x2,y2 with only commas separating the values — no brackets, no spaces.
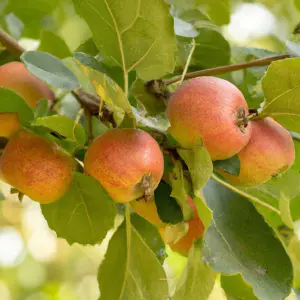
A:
0,63,295,256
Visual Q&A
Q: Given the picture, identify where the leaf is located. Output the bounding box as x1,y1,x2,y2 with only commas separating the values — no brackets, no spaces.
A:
73,52,107,73
154,181,183,224
193,196,212,230
202,179,293,300
197,0,230,26
4,13,24,40
72,0,176,80
131,79,166,116
0,87,34,123
32,115,86,145
178,141,213,197
280,193,294,229
221,274,258,300
41,173,117,245
173,240,217,300
34,98,49,118
170,161,194,221
213,155,240,176
261,58,300,132
82,67,133,117
97,221,169,300
38,30,72,59
177,24,230,69
21,51,80,90
131,213,166,263
132,107,170,133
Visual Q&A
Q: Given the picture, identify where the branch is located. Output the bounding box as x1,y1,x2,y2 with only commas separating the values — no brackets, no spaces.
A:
0,29,25,57
165,54,290,85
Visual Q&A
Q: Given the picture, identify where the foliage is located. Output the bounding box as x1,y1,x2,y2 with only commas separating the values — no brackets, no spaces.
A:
1,0,300,299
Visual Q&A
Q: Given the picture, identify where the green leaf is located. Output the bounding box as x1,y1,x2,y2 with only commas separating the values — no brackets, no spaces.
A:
178,141,213,197
4,13,24,40
214,155,240,176
280,193,294,229
132,107,170,133
197,0,230,26
261,58,300,132
32,115,86,145
173,240,217,300
72,0,176,80
0,87,34,123
83,67,133,118
194,196,212,230
21,51,80,90
154,181,183,224
41,173,117,245
97,221,169,300
131,213,166,263
170,161,194,221
38,30,72,59
34,98,49,118
203,179,293,300
131,79,166,116
73,52,107,73
177,24,230,69
221,274,258,300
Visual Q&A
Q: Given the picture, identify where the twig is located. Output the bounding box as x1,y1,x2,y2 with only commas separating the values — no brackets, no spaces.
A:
165,54,290,85
84,108,94,143
0,29,25,57
211,173,281,215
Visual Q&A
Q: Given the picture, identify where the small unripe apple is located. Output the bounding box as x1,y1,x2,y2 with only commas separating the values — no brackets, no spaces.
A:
84,129,164,203
166,76,252,160
0,131,76,204
159,196,204,256
0,62,54,138
220,117,295,186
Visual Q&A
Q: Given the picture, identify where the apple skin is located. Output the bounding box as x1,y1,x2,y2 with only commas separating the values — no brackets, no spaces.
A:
0,131,76,204
220,117,295,186
84,129,164,203
166,76,252,160
159,196,204,256
0,62,54,138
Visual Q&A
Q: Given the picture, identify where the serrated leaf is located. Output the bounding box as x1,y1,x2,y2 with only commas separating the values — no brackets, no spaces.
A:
170,161,194,221
98,221,169,300
131,213,166,263
0,87,34,123
221,274,258,300
21,51,80,90
173,240,217,300
154,181,183,224
214,155,240,176
38,30,72,59
280,193,294,229
178,141,213,197
261,58,300,132
32,115,86,145
41,173,116,245
72,0,176,80
203,179,293,300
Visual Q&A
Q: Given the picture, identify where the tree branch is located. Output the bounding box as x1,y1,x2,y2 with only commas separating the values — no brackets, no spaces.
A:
165,54,290,85
0,29,25,57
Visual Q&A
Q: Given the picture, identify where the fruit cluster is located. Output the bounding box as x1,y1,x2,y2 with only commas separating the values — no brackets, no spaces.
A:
0,63,295,256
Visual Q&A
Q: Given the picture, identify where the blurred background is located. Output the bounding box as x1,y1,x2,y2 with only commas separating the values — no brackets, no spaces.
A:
0,0,300,299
